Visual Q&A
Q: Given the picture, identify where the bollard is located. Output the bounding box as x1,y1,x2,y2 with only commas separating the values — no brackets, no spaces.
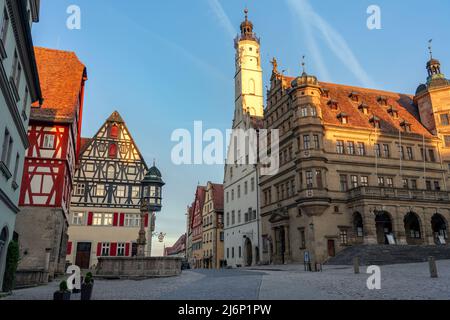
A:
428,256,438,278
353,257,360,274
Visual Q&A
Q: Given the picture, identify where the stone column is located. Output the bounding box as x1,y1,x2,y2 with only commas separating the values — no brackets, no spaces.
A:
421,209,435,245
363,209,377,244
284,225,291,263
394,207,407,245
137,209,147,257
271,227,277,258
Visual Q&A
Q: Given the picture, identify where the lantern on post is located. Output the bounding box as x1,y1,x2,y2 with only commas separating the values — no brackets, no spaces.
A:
141,164,165,213
137,163,165,257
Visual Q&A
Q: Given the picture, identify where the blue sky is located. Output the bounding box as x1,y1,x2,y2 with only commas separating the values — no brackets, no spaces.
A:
32,0,450,255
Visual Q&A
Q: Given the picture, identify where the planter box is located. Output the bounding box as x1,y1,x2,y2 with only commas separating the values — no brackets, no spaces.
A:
53,291,71,301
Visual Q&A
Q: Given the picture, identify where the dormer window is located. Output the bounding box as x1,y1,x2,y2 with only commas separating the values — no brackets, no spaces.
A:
327,99,338,110
377,96,388,106
337,113,348,124
349,91,360,102
321,88,330,98
358,103,369,115
387,106,399,119
369,116,381,129
400,120,412,132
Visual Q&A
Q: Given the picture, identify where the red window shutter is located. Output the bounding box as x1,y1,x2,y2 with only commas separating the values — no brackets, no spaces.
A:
110,243,117,256
97,242,102,256
87,212,93,225
113,213,118,226
144,214,149,227
67,241,72,255
125,243,130,256
119,213,125,226
110,124,119,138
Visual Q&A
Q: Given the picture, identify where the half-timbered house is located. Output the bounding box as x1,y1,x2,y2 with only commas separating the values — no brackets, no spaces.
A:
66,111,154,269
15,47,87,285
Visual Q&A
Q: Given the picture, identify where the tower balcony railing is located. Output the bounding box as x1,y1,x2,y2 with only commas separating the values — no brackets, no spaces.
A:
234,33,261,46
347,186,450,203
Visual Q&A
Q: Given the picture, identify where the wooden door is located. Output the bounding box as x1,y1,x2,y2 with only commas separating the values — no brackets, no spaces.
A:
75,242,91,269
327,240,335,257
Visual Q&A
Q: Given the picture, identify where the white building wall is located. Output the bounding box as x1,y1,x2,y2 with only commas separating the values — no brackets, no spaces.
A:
0,0,40,290
224,168,260,267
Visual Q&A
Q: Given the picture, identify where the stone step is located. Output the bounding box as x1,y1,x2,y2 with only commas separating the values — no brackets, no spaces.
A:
326,245,450,265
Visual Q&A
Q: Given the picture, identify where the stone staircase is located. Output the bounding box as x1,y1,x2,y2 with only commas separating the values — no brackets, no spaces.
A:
326,245,450,266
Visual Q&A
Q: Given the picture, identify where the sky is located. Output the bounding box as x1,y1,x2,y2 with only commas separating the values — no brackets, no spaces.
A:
32,0,450,255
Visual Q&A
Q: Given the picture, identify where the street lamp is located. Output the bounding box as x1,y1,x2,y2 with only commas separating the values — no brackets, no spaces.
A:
137,163,165,257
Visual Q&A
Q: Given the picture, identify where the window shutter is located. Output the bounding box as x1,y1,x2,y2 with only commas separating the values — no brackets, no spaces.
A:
113,213,118,226
110,243,117,256
125,243,130,256
96,242,102,256
67,241,72,255
144,213,149,227
119,213,125,226
87,212,93,225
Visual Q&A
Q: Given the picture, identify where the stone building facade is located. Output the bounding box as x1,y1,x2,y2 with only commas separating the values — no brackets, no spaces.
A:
189,185,205,268
0,0,42,290
260,54,450,266
201,182,224,269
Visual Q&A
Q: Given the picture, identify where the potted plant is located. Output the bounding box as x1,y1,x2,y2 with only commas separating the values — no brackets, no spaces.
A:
53,280,71,301
80,272,94,301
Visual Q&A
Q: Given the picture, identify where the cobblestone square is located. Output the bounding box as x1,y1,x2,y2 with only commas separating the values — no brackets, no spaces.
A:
4,260,450,300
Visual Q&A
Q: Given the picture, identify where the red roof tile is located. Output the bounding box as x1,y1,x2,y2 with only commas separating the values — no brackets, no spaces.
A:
31,47,87,123
211,183,224,211
79,137,92,156
279,76,433,138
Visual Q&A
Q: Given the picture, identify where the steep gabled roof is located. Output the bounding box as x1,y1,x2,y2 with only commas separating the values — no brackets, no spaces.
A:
211,183,224,212
77,111,149,170
31,47,87,123
278,75,433,138
79,137,92,156
191,186,206,229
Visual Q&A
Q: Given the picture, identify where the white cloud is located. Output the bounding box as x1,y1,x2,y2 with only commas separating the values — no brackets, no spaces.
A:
207,0,237,40
287,0,375,88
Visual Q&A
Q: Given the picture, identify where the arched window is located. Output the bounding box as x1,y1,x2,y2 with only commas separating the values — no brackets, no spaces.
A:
404,212,422,243
110,124,119,138
108,143,117,158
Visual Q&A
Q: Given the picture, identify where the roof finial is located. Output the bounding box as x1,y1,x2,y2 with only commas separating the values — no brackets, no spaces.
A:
428,39,433,59
244,8,248,21
153,158,156,167
271,57,278,73
301,55,306,75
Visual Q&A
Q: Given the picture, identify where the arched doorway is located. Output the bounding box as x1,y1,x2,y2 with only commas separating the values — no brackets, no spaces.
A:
0,227,9,268
431,214,448,244
404,212,422,245
245,237,253,266
375,212,393,244
353,212,364,242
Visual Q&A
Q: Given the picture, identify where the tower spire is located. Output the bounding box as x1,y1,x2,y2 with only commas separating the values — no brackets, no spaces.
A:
301,55,306,75
428,39,433,59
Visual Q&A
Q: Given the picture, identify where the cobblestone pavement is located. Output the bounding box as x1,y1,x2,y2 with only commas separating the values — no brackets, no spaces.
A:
3,260,450,300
